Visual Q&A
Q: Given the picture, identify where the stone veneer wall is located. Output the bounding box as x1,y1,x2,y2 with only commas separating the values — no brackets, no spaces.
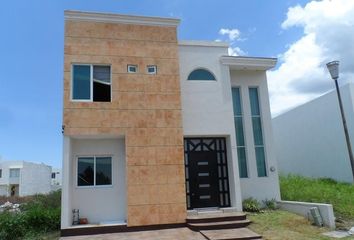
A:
63,20,186,226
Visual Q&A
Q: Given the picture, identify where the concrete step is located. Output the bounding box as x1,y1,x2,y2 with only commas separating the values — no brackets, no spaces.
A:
187,219,251,231
187,212,247,223
200,228,262,240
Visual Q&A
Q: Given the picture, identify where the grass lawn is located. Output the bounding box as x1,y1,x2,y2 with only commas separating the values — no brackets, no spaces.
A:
280,175,354,228
248,210,353,240
24,231,60,240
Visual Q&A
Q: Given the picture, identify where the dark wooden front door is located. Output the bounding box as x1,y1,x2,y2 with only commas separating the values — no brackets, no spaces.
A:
188,151,219,208
184,138,231,210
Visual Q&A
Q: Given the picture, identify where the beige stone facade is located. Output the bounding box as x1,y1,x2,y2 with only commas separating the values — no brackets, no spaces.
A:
63,20,186,226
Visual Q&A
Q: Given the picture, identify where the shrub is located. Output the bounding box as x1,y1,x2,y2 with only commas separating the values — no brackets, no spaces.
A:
0,190,61,240
24,206,61,232
0,212,26,239
262,199,278,210
243,198,261,212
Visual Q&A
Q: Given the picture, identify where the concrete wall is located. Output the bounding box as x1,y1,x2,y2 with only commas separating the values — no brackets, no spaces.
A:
230,71,281,201
273,83,354,183
0,185,8,196
278,200,336,229
70,138,126,224
20,162,52,196
178,43,243,210
63,15,186,227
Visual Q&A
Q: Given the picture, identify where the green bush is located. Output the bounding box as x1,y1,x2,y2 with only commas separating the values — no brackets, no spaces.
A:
243,197,261,212
25,206,60,232
0,191,61,240
262,199,278,210
0,212,26,239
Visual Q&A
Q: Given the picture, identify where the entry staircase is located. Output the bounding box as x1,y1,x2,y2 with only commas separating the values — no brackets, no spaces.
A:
186,208,262,240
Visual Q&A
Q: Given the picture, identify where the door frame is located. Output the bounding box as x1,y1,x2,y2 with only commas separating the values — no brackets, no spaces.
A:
184,137,231,210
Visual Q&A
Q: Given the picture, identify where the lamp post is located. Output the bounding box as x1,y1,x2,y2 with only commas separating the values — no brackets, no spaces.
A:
326,61,354,181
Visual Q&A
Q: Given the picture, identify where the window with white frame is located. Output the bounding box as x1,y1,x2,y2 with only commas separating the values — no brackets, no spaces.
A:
72,65,111,102
9,168,20,178
147,65,157,74
0,169,2,178
127,65,138,73
77,156,112,187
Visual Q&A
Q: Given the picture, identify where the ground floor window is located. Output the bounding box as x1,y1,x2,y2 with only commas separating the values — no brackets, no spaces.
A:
77,156,112,187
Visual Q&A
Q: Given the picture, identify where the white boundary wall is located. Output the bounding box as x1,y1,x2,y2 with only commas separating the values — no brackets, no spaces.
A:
278,200,336,229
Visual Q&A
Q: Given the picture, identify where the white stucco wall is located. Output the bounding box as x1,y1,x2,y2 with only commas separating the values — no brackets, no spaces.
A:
52,168,62,186
230,70,281,201
179,42,240,211
273,83,354,183
69,138,126,225
20,162,52,196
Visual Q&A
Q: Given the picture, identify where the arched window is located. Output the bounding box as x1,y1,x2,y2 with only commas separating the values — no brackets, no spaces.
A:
187,68,216,81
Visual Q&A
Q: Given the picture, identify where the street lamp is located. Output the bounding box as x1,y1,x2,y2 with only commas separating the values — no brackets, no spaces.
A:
326,61,354,181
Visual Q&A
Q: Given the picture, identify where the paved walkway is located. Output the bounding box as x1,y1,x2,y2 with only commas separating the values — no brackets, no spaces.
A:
61,228,206,240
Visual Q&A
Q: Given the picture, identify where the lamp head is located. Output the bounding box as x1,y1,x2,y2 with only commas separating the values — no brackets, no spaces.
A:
326,61,339,80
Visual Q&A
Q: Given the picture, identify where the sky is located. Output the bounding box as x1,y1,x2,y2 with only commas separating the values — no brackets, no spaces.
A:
0,0,353,167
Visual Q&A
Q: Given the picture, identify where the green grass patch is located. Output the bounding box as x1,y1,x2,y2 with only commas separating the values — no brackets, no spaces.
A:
249,210,353,240
280,174,354,221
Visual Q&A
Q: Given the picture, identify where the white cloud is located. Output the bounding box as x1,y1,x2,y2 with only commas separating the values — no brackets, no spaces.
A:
228,46,246,56
217,28,246,56
269,0,354,116
219,28,241,41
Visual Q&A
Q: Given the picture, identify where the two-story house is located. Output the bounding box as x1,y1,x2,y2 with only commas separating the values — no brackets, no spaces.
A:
0,161,52,196
61,10,280,236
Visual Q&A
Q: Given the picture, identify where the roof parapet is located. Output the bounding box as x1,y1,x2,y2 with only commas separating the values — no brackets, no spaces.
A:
64,10,180,27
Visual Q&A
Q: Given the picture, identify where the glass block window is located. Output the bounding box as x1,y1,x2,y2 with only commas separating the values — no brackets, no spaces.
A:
232,88,248,178
78,156,112,187
187,69,216,81
249,87,267,177
72,65,111,102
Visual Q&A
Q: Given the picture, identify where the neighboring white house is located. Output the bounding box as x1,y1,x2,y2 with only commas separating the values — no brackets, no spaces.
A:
273,83,354,183
61,11,280,233
0,161,52,196
51,168,62,191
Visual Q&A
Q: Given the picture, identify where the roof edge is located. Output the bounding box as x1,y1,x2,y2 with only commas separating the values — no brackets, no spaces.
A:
220,56,277,70
64,10,180,27
179,40,229,48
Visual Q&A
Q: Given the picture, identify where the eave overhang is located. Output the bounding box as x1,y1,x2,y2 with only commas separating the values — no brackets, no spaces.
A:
220,56,277,71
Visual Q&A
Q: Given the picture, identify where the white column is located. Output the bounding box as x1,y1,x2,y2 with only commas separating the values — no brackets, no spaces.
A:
61,136,71,228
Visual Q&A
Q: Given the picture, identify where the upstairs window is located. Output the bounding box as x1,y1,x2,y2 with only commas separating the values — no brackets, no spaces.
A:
127,65,138,73
51,173,56,179
0,169,2,178
72,65,111,102
9,168,20,178
187,68,216,81
147,65,157,74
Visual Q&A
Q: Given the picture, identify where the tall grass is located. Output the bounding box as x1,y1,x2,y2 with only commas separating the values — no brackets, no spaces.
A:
280,174,354,220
